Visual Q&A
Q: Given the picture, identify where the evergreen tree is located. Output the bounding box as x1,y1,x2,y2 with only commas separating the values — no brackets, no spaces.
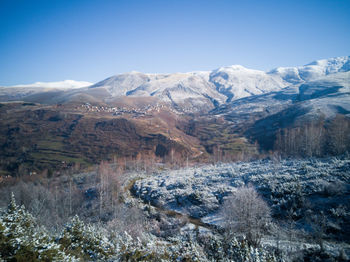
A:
0,193,76,261
58,215,115,261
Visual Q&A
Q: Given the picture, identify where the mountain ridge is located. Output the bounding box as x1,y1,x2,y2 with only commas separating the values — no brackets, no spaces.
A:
0,56,349,113
85,56,349,111
0,56,349,176
12,80,93,89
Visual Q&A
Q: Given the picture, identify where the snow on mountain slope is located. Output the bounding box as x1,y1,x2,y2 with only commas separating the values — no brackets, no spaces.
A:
92,56,350,110
210,65,288,102
91,71,150,95
90,66,289,110
13,80,93,89
269,56,350,83
298,71,350,100
1,56,348,112
211,70,350,152
0,80,94,102
295,71,350,120
212,70,350,151
90,71,227,111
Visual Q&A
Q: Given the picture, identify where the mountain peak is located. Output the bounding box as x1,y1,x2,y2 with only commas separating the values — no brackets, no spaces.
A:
306,55,350,66
216,65,251,72
269,56,350,83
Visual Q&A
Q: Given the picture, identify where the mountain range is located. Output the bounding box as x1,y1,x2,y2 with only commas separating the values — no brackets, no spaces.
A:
1,56,349,114
0,56,349,176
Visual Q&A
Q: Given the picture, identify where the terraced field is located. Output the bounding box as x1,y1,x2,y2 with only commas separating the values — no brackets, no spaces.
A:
0,102,255,176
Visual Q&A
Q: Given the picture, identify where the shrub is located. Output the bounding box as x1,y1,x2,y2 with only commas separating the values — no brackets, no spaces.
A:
221,185,272,247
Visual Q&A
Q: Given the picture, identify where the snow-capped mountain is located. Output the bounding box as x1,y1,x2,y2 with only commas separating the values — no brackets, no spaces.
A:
0,80,94,103
91,65,289,104
212,69,350,151
12,80,93,89
209,65,288,102
89,56,349,111
90,71,227,111
89,65,288,111
268,56,350,83
1,56,349,113
210,56,350,123
215,69,350,121
208,56,349,152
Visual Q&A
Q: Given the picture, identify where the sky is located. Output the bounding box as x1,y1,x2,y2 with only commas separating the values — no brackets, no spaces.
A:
0,0,349,86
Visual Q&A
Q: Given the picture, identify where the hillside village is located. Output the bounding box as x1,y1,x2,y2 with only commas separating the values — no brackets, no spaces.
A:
78,102,181,116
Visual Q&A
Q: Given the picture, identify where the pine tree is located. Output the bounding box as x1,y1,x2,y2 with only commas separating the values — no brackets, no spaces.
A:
0,193,76,261
58,215,115,260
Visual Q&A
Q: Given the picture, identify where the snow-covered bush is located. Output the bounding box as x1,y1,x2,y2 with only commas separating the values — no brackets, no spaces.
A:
221,185,272,247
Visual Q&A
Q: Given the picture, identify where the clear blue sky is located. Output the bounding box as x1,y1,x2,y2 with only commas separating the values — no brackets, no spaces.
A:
0,0,349,85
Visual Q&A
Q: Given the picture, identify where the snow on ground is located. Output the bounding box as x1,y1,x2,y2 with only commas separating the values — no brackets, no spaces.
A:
133,157,350,221
132,157,350,258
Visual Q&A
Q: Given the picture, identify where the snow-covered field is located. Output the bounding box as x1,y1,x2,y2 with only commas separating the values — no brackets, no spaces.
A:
133,157,350,220
131,156,350,259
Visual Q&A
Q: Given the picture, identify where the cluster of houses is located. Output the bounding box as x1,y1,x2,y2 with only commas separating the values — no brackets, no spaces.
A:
78,102,179,116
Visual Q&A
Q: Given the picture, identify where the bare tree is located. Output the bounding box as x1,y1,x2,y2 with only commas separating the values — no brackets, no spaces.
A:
275,119,326,157
98,161,111,219
327,114,350,155
107,205,146,239
97,161,124,220
221,184,271,247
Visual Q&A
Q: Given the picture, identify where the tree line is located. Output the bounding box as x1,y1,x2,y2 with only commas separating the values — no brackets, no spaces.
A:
274,114,350,157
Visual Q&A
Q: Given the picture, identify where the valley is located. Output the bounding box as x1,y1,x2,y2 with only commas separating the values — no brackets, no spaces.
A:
0,56,349,261
1,56,349,177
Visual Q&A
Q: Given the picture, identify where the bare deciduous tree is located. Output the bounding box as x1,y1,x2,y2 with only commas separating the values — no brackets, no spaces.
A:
98,161,112,219
275,120,326,157
274,115,350,157
107,205,146,239
327,114,350,155
97,161,124,220
221,184,271,247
